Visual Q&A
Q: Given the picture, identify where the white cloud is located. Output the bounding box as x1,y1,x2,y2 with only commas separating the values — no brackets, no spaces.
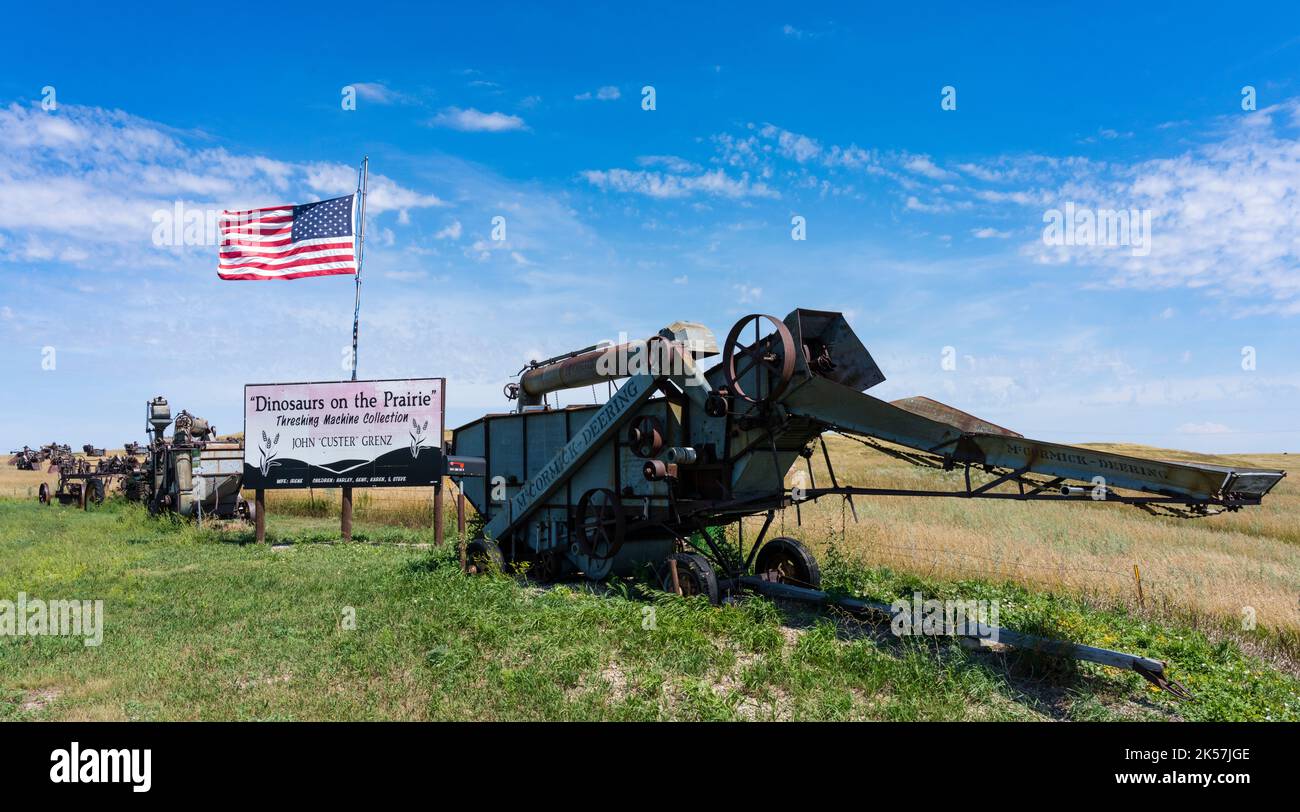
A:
581,168,778,199
1017,99,1300,312
759,124,822,163
0,102,441,256
905,196,969,213
575,86,621,102
429,107,527,132
434,219,463,240
971,227,1011,239
903,154,955,180
1177,421,1233,435
350,82,408,105
636,155,701,174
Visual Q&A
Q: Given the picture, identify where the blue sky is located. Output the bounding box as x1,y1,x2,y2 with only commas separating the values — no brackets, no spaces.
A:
2,1,1299,452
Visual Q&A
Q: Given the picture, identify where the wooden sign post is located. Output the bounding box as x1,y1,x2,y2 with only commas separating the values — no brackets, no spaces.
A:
341,485,353,541
255,488,266,543
433,479,444,546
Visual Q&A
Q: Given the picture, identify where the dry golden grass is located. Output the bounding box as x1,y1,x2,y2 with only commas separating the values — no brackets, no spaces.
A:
0,462,62,500
768,435,1299,636
253,484,461,530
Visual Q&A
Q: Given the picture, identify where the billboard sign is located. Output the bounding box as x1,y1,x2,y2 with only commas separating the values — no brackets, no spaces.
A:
243,378,445,489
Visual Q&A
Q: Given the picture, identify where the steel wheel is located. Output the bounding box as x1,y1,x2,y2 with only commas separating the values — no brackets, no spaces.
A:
575,487,626,560
659,552,720,605
37,482,50,505
527,549,563,583
753,537,821,589
465,537,505,575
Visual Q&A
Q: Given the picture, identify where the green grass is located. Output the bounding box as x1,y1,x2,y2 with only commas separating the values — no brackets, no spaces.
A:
1,499,1296,721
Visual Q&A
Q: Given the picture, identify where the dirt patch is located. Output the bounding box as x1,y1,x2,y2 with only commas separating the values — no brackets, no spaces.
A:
236,672,293,691
20,687,62,712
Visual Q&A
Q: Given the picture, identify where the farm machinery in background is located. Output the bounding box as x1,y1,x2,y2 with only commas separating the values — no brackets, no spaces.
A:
6,442,71,471
33,397,247,518
449,308,1285,694
121,396,248,520
7,446,41,470
6,442,101,473
34,443,147,508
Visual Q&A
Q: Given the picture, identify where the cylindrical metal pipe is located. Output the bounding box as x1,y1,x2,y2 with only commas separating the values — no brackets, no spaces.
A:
664,447,697,465
520,337,680,399
520,342,635,397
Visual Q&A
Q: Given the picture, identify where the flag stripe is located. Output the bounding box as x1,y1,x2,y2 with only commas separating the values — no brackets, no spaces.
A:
219,214,293,224
219,241,354,260
217,265,358,281
219,253,357,271
220,234,348,250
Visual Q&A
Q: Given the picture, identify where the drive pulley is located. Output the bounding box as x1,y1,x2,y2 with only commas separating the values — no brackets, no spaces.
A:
721,313,796,406
575,487,626,560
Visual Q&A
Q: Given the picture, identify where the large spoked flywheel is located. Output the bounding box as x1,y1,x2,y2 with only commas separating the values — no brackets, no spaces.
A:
722,313,796,406
575,487,626,561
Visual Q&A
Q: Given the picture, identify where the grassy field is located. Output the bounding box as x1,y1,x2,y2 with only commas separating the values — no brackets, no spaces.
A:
780,437,1299,658
1,497,1298,721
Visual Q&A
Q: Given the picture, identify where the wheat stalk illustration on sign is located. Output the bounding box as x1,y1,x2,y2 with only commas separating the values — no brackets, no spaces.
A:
259,430,280,477
410,419,430,458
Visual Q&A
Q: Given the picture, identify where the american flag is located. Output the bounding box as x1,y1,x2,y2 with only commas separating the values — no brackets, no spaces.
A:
218,194,358,280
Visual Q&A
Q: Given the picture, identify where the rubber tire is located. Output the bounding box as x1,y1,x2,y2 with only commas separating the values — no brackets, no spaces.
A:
659,552,720,605
88,478,105,505
465,537,505,575
753,537,822,589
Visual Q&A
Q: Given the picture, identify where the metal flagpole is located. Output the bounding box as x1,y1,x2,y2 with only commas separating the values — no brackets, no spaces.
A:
350,155,369,382
342,156,367,541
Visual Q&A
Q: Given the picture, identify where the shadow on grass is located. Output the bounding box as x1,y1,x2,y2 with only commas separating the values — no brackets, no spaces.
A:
766,594,1173,720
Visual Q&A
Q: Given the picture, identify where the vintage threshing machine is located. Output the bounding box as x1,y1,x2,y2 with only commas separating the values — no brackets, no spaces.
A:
127,396,248,519
450,308,1285,692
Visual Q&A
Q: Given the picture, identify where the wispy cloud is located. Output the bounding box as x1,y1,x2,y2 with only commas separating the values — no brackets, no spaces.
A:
581,167,778,199
349,82,412,105
1014,99,1300,312
434,219,463,240
575,86,620,101
903,154,956,180
636,155,701,173
0,102,441,262
429,107,527,132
